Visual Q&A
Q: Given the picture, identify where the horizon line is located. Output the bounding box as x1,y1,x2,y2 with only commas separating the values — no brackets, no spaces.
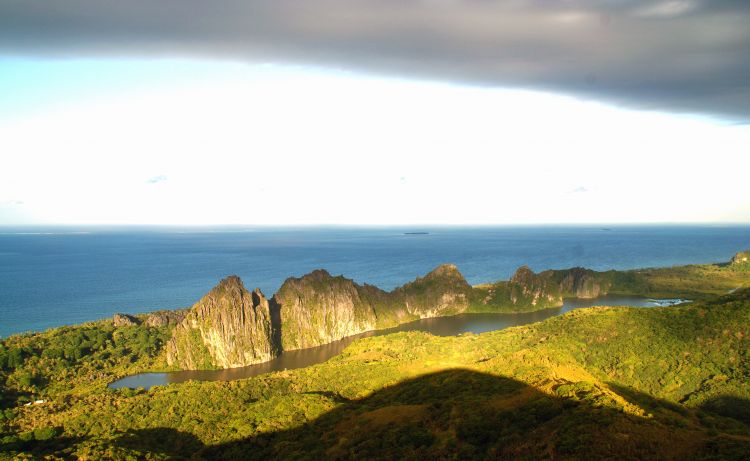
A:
1,222,750,229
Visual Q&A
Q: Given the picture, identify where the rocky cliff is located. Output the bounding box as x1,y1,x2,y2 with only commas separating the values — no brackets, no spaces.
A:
164,264,614,369
273,264,473,351
476,266,613,311
506,266,564,308
112,313,140,327
556,267,612,299
393,264,472,318
166,276,279,370
145,309,187,327
275,270,384,351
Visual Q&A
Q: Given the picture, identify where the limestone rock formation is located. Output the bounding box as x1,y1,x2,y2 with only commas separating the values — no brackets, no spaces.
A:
275,270,384,351
145,309,187,327
504,266,612,308
166,276,279,370
165,264,616,370
393,264,472,318
558,267,611,299
112,313,140,327
275,265,473,351
507,266,563,308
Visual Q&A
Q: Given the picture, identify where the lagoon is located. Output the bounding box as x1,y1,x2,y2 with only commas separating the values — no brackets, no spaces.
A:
110,296,685,390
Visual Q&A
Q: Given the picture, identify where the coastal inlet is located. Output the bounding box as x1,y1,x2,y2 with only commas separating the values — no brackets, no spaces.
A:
110,296,685,390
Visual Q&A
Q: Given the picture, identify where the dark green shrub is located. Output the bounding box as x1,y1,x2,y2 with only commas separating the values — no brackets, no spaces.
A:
33,426,58,441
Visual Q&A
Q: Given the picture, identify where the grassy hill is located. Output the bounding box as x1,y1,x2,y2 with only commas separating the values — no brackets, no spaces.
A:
471,257,750,313
3,286,750,459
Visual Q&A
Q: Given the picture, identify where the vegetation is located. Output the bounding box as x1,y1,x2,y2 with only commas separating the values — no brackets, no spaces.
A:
2,286,750,458
166,276,277,370
2,254,749,459
277,265,471,352
471,256,750,312
595,263,750,299
0,321,171,407
168,255,750,370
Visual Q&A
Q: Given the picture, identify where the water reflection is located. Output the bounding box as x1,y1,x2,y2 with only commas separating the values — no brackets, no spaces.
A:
109,296,687,390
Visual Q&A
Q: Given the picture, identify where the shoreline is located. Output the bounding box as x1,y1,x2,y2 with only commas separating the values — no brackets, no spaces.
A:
3,226,749,338
110,295,690,389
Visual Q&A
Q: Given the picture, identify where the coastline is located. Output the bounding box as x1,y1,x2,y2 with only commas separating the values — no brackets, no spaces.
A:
2,256,748,460
110,295,690,389
3,225,750,338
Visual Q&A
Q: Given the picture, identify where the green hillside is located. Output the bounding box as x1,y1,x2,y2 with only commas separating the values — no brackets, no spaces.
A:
3,286,750,459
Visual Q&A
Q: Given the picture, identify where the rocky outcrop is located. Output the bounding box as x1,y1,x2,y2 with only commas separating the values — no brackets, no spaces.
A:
558,267,611,299
166,276,279,370
112,313,140,327
145,309,187,327
164,264,611,370
393,264,472,318
275,264,472,351
275,270,383,351
503,266,612,308
507,266,563,308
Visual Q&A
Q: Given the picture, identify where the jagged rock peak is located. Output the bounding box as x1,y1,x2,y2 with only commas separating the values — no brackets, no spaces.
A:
299,269,334,281
277,269,352,293
393,264,472,319
275,269,375,351
424,263,465,280
510,265,536,283
165,274,278,370
210,274,245,293
200,275,271,307
398,264,471,291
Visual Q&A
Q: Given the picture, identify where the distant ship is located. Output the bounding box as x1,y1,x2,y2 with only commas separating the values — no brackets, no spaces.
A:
404,232,429,235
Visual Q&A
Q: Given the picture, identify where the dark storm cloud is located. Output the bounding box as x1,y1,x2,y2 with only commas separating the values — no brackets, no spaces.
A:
1,0,749,120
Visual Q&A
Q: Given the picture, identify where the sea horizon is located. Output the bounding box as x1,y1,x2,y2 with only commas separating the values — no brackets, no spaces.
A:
2,224,749,338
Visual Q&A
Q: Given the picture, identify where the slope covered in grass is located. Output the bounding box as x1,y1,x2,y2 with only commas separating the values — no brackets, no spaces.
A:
4,288,750,459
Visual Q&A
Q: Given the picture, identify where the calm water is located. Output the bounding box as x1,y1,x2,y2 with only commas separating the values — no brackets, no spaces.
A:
109,296,685,390
1,225,748,338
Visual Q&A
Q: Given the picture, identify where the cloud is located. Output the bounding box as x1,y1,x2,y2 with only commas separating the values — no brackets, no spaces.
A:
146,175,167,184
634,1,699,18
1,1,750,121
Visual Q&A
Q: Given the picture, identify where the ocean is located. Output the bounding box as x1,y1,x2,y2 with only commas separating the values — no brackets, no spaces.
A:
1,225,749,338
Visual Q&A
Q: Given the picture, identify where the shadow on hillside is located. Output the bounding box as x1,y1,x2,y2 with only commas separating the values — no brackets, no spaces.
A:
189,369,749,460
0,433,85,457
0,387,28,410
113,427,204,459
607,382,750,428
700,395,750,425
12,370,750,460
606,382,689,416
266,295,283,355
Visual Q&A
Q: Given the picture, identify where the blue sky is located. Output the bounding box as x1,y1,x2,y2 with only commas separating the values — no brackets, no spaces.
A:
0,58,251,119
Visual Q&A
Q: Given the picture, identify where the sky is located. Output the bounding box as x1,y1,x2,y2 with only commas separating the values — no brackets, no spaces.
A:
1,0,749,225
